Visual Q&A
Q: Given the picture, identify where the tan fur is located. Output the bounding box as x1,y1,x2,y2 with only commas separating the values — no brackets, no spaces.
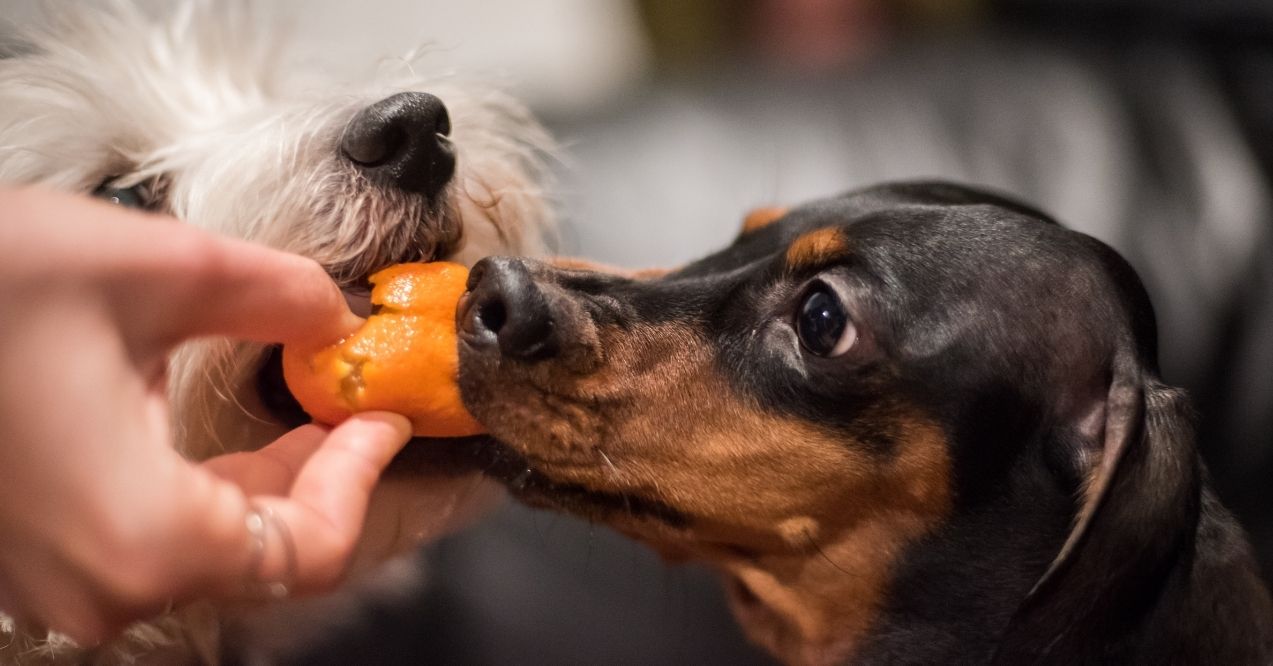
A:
722,418,950,665
470,321,953,665
786,228,849,272
741,206,790,234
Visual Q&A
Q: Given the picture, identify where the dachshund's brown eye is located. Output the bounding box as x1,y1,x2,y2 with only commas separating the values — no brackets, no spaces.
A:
796,284,856,357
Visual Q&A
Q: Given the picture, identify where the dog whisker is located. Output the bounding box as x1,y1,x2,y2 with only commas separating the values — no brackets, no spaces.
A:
593,446,639,521
802,530,857,579
596,447,621,480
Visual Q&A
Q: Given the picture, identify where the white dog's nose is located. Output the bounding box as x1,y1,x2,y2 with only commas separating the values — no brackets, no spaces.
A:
341,92,455,199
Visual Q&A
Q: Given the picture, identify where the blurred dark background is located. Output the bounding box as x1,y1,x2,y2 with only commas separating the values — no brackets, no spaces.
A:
8,0,1256,662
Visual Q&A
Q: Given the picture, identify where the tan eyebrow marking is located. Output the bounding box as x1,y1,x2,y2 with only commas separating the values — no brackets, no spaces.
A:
785,227,848,271
741,206,789,234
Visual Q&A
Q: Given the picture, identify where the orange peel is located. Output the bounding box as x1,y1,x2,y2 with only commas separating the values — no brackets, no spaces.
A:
282,262,483,437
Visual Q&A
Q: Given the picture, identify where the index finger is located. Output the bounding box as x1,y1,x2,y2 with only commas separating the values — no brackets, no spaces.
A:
142,230,364,347
2,187,362,347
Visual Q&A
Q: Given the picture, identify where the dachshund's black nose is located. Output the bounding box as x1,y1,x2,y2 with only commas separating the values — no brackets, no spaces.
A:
341,92,455,198
460,257,558,361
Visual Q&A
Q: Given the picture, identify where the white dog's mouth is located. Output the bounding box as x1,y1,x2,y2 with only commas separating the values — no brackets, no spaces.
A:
254,344,305,430
255,89,467,429
255,154,463,431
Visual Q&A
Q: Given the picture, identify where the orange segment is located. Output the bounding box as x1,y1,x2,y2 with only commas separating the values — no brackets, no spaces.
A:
282,262,484,437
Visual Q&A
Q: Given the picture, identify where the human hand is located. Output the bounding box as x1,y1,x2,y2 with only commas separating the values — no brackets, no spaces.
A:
0,188,412,643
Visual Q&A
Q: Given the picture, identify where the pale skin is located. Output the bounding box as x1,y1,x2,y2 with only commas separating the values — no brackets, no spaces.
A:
0,187,413,644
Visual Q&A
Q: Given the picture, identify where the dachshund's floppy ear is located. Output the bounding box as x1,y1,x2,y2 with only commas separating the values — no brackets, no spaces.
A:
993,352,1201,663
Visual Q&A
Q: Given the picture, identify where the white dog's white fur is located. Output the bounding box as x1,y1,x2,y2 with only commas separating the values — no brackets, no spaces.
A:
0,2,552,663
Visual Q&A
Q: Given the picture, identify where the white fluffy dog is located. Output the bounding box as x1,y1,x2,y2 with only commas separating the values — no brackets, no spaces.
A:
0,2,551,663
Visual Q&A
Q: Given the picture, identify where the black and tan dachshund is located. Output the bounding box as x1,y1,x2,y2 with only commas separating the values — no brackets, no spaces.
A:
446,182,1273,664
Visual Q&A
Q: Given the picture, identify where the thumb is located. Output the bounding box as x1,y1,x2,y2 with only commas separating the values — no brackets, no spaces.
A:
178,413,413,600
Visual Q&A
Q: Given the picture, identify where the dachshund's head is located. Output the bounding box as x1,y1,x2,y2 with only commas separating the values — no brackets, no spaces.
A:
454,182,1257,664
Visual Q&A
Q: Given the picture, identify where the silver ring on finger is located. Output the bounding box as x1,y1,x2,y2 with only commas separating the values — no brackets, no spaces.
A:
243,501,298,600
